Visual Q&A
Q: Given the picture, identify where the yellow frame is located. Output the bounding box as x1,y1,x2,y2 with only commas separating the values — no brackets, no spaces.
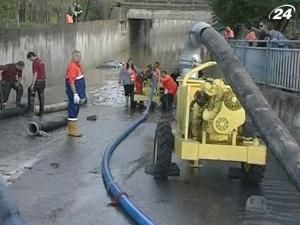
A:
175,136,266,165
174,61,267,166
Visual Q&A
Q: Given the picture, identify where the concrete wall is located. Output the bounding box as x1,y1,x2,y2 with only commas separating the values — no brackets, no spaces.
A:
0,20,128,87
127,9,212,21
261,87,300,130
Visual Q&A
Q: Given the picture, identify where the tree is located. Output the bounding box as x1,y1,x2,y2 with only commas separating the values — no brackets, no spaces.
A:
209,0,300,28
0,0,106,26
0,1,18,21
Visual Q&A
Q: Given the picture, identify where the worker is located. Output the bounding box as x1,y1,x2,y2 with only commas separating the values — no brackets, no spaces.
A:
152,61,161,93
65,1,77,24
119,58,138,108
160,71,178,112
245,25,257,46
143,64,152,79
257,21,271,47
135,71,143,94
0,61,25,109
171,68,180,86
65,50,86,137
258,21,288,48
224,26,235,40
27,52,46,116
74,2,83,22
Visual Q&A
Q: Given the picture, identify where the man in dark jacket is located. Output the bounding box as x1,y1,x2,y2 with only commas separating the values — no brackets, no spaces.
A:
257,21,271,47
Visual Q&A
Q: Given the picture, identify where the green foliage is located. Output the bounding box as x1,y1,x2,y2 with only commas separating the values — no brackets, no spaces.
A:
0,0,18,21
210,0,300,27
0,0,105,25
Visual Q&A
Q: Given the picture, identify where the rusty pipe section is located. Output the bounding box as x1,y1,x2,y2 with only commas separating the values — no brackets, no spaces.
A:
26,116,68,136
33,98,87,114
0,106,26,120
189,22,300,189
33,102,68,114
0,98,87,120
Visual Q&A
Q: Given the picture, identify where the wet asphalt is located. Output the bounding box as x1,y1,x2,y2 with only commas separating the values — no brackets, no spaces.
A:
0,70,299,225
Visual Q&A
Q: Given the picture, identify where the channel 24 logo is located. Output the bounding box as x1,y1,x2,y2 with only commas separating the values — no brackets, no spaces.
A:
269,4,296,20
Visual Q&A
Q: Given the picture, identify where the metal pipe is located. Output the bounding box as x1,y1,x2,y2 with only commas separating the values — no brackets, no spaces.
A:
0,107,26,120
189,22,300,189
0,98,87,120
26,116,68,136
0,178,25,225
33,102,68,114
33,98,87,114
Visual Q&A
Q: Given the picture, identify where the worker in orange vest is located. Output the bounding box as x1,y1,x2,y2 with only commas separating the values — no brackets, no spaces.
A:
245,25,257,46
224,26,235,40
160,71,178,112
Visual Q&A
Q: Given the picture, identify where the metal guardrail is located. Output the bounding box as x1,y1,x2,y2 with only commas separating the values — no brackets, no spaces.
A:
230,40,300,92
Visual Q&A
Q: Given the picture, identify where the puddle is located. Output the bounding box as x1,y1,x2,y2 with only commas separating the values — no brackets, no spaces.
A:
89,80,125,106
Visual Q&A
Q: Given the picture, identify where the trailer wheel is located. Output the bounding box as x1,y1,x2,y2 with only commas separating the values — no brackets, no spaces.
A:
152,121,174,179
241,163,265,185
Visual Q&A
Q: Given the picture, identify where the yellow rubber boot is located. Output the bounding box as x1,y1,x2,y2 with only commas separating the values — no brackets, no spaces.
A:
68,121,82,137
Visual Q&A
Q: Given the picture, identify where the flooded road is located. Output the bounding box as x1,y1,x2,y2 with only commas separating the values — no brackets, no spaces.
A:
1,20,300,225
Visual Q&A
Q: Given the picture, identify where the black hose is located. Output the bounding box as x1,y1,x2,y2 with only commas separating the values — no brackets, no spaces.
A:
189,22,300,190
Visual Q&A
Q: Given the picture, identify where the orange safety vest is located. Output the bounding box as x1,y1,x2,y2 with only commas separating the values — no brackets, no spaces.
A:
65,14,74,24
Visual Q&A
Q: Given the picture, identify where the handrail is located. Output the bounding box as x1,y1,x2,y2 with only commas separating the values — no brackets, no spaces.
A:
182,61,217,86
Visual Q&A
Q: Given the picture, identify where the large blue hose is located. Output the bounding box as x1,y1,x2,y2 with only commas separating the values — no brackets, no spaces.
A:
101,92,158,225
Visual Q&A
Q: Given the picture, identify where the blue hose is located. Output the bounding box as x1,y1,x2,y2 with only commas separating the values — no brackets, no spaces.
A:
101,92,158,225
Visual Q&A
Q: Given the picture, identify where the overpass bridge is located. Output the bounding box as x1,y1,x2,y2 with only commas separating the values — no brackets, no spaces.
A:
111,0,212,21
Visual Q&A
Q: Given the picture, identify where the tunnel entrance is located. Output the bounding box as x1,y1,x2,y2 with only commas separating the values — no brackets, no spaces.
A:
129,19,152,49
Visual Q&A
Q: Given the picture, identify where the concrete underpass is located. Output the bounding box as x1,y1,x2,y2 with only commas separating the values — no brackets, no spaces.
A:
1,15,300,225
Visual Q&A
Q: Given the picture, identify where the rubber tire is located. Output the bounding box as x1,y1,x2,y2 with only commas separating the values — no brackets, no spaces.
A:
153,121,174,179
241,163,265,185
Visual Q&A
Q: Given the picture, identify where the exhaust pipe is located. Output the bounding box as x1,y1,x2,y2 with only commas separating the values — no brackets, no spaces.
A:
26,116,68,136
189,22,300,189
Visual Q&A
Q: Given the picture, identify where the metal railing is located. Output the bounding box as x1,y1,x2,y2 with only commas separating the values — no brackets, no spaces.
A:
230,40,300,92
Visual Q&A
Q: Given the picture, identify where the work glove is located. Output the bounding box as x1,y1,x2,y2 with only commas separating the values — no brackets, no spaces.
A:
74,93,81,104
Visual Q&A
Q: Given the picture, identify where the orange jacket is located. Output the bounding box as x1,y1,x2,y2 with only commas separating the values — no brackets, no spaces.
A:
161,74,177,95
246,31,257,42
224,29,234,40
66,61,84,84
